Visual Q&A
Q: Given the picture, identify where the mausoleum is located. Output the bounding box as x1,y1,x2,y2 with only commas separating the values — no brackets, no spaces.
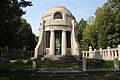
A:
34,6,80,60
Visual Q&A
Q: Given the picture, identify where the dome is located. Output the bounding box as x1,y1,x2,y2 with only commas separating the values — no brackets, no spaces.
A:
42,6,73,18
41,6,75,26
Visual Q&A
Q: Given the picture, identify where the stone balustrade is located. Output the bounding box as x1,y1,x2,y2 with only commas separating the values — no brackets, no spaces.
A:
82,45,120,60
0,46,34,59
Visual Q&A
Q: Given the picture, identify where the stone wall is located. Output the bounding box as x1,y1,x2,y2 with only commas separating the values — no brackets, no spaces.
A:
82,45,120,60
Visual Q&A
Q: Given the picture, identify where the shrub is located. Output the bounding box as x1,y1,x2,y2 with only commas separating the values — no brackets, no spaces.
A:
59,55,76,60
14,60,24,64
86,60,103,66
2,59,10,64
26,60,33,65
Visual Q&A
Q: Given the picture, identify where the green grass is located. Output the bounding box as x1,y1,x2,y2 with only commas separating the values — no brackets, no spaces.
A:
36,61,79,70
0,58,31,70
87,61,114,69
1,58,120,70
2,63,32,69
86,59,120,69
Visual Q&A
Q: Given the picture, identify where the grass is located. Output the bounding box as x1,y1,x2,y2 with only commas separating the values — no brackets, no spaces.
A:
0,58,32,70
1,58,120,70
2,63,32,69
36,61,79,70
87,60,114,69
86,58,120,69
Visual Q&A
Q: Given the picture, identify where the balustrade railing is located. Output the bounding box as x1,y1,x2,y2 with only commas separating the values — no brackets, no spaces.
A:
82,45,120,60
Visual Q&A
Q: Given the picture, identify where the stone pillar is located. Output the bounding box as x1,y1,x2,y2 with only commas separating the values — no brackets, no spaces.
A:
23,45,26,51
62,30,66,55
107,46,110,59
114,58,119,70
99,48,102,59
89,46,92,58
50,30,55,55
115,50,118,58
82,52,84,57
82,57,86,71
94,49,96,59
31,57,37,71
111,51,114,59
118,45,120,60
5,46,8,51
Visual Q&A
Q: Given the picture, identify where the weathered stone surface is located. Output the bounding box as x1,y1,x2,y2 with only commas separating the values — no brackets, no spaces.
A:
34,6,80,60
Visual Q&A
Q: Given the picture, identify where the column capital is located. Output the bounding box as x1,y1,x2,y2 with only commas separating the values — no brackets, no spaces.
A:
51,30,55,32
62,30,66,32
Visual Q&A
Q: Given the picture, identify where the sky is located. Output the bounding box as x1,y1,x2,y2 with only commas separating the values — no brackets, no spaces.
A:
22,0,107,36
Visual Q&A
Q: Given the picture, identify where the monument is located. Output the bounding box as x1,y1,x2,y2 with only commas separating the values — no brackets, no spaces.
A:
33,6,81,60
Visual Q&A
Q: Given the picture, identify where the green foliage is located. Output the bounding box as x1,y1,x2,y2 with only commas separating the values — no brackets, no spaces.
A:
76,18,87,46
0,0,32,48
87,16,95,25
80,0,120,50
81,24,98,50
16,18,36,50
35,36,39,43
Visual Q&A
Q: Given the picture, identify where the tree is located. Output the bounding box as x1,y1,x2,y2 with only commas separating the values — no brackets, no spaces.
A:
76,18,87,46
16,19,36,50
87,16,95,25
0,0,32,48
95,0,120,48
81,0,120,50
81,23,98,50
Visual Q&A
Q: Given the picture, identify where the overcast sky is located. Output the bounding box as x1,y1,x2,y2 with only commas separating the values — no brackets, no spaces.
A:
22,0,107,36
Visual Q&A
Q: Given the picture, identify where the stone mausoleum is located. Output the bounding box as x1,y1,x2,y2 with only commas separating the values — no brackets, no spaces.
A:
34,6,80,60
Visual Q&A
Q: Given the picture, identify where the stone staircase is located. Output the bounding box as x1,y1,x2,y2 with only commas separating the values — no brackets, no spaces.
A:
42,55,63,60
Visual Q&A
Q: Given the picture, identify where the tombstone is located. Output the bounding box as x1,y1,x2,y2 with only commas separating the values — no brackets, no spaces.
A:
31,57,37,70
5,46,8,51
23,45,26,51
114,58,119,70
82,57,86,71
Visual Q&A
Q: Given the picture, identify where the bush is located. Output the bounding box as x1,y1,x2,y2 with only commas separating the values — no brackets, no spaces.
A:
1,59,10,64
59,55,76,60
14,60,24,64
26,60,33,65
86,59,104,66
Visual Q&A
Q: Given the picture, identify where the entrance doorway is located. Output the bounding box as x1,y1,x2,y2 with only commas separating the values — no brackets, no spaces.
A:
55,31,62,55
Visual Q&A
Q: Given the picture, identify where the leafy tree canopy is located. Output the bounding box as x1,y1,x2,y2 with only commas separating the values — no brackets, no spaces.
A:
0,0,32,48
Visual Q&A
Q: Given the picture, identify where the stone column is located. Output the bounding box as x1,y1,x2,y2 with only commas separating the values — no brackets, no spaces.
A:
107,46,110,59
118,45,120,60
31,57,37,71
94,49,97,59
62,30,66,55
99,48,102,59
114,58,119,70
82,57,86,71
111,51,114,59
50,30,55,55
23,45,26,51
115,50,118,58
89,46,92,58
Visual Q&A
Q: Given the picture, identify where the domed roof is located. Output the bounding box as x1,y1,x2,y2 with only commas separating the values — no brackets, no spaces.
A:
41,6,75,27
42,6,73,18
